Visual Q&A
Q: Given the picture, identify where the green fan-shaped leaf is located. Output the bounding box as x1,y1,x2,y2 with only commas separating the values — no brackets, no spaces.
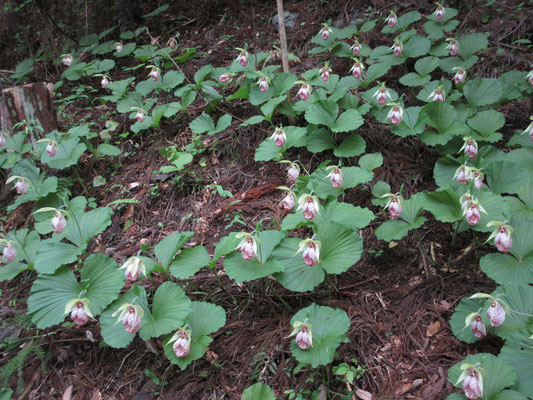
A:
305,100,338,128
163,301,226,370
139,282,191,340
154,231,194,270
332,109,363,133
290,304,350,367
97,143,121,156
358,153,383,172
403,35,431,58
272,238,326,292
463,78,503,107
189,114,215,134
375,218,425,241
27,266,79,328
241,383,275,400
80,254,124,314
365,62,391,82
65,207,113,248
458,33,489,60
223,253,284,283
421,189,462,223
334,134,366,157
448,353,516,400
467,110,505,142
399,73,431,87
33,242,83,274
316,222,363,274
306,128,335,153
486,161,530,195
170,246,210,279
414,56,440,76
500,331,533,398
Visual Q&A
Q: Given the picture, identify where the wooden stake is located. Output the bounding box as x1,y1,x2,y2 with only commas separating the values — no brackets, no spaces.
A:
276,0,290,73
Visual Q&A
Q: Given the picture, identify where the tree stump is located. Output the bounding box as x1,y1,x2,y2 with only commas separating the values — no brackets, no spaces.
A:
1,82,56,134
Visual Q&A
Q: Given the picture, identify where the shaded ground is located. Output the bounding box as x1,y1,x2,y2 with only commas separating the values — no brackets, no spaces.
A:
0,0,532,399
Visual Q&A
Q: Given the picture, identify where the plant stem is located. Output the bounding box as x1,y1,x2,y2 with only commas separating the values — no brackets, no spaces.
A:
265,279,292,312
415,229,434,268
451,221,460,246
325,273,339,292
211,267,238,304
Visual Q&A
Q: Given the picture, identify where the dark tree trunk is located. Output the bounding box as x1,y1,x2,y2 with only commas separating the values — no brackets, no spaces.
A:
1,82,56,134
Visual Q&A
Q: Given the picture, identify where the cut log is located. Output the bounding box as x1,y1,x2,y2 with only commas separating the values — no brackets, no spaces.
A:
1,82,56,134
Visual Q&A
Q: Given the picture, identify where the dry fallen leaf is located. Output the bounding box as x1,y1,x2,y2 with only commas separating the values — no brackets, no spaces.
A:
63,385,73,400
426,320,441,337
356,388,373,400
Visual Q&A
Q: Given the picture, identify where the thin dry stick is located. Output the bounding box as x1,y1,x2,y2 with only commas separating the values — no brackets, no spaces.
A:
276,0,290,73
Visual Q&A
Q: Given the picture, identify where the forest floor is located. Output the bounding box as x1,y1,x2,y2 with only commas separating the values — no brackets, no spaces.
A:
1,0,532,399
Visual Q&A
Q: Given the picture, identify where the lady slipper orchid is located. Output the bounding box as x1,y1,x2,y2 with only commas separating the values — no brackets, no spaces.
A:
456,365,484,400
463,199,486,226
286,162,300,182
235,233,260,262
2,242,17,263
465,313,487,339
527,70,533,86
470,292,508,329
297,194,320,220
472,170,484,189
460,137,477,158
460,191,472,213
320,25,331,41
429,85,445,102
298,239,320,266
297,83,311,101
373,83,391,105
446,38,459,56
381,193,403,219
487,299,506,327
281,192,295,211
45,141,57,157
120,256,146,282
326,166,343,188
136,110,146,123
454,165,472,185
62,54,73,66
289,320,313,350
65,298,93,327
522,117,533,141
387,103,404,125
219,73,233,83
271,127,287,147
167,37,178,50
453,68,466,84
237,50,249,67
350,59,365,79
52,211,67,234
486,221,513,253
258,77,269,92
14,177,28,195
385,11,397,28
149,67,160,82
320,64,331,82
392,40,403,57
351,40,361,55
434,3,445,20
169,327,192,358
115,42,123,52
101,75,110,89
113,303,143,334
0,132,7,147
